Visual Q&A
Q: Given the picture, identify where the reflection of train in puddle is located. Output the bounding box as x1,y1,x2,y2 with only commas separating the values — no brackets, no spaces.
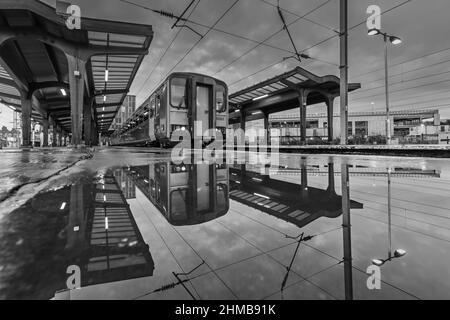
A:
124,162,229,225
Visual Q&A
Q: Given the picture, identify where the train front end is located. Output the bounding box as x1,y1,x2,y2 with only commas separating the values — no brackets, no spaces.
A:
167,73,228,147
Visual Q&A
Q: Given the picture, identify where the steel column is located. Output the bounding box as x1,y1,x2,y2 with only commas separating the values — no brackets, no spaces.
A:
299,91,307,145
20,97,32,148
240,110,246,132
52,122,57,147
326,96,334,143
341,162,353,300
339,0,349,145
58,128,62,146
42,117,49,147
67,54,86,147
83,102,92,146
263,112,270,146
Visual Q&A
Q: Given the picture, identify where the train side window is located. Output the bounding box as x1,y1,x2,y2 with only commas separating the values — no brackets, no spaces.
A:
170,77,187,109
216,86,226,113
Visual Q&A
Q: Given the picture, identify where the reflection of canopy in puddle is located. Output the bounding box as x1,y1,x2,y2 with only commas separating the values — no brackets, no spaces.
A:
229,166,363,229
73,175,154,288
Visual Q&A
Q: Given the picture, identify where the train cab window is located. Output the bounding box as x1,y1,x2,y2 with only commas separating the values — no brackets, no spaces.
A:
170,78,187,109
216,86,226,113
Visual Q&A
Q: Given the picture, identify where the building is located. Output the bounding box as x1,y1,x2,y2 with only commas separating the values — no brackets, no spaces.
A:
110,95,136,131
245,109,441,145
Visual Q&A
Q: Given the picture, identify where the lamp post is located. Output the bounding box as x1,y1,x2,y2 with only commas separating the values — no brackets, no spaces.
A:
368,28,402,145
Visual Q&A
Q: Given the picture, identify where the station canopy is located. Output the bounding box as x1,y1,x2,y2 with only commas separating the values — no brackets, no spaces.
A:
0,0,153,134
229,66,361,114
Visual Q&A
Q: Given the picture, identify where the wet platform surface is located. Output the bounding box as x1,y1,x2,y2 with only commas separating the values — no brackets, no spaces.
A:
1,147,450,300
0,148,92,202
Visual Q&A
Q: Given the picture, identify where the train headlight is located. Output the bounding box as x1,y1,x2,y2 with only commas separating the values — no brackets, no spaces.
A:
171,164,188,173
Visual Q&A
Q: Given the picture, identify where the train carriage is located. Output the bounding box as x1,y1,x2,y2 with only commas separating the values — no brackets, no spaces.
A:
111,72,228,147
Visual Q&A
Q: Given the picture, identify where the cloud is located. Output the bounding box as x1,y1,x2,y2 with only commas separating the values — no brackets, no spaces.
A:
38,0,450,118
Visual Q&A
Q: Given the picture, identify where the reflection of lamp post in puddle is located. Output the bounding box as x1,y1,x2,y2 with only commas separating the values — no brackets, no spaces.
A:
372,167,406,266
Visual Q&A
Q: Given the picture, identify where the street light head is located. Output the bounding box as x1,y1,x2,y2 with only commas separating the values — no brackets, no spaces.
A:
368,28,381,36
389,36,402,45
394,249,406,258
372,258,384,266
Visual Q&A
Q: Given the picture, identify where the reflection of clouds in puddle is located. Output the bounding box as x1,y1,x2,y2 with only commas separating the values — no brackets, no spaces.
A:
2,148,450,299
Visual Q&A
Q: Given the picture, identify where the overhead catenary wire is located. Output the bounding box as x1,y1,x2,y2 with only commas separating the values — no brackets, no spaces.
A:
133,0,202,97
371,89,450,109
351,45,450,80
228,0,414,91
276,0,309,62
120,0,337,100
351,70,450,96
350,78,450,102
257,0,338,34
147,0,242,95
213,0,335,77
120,0,335,67
357,57,450,87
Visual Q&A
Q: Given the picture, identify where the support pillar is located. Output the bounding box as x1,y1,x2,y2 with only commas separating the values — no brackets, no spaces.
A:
42,117,49,147
340,0,349,145
52,123,57,147
327,162,335,194
298,90,307,145
66,183,88,252
300,159,308,198
341,162,353,300
92,121,99,146
240,110,246,132
326,96,335,143
58,128,63,147
20,96,32,148
67,54,86,147
263,112,270,146
83,102,92,146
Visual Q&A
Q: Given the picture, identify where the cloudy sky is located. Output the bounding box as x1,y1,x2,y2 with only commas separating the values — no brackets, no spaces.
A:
2,0,450,128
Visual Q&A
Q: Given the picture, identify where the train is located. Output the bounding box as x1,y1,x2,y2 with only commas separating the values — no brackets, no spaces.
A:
110,72,228,147
123,161,229,225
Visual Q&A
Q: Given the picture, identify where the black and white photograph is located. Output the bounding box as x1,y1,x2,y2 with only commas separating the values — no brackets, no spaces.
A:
0,0,449,310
